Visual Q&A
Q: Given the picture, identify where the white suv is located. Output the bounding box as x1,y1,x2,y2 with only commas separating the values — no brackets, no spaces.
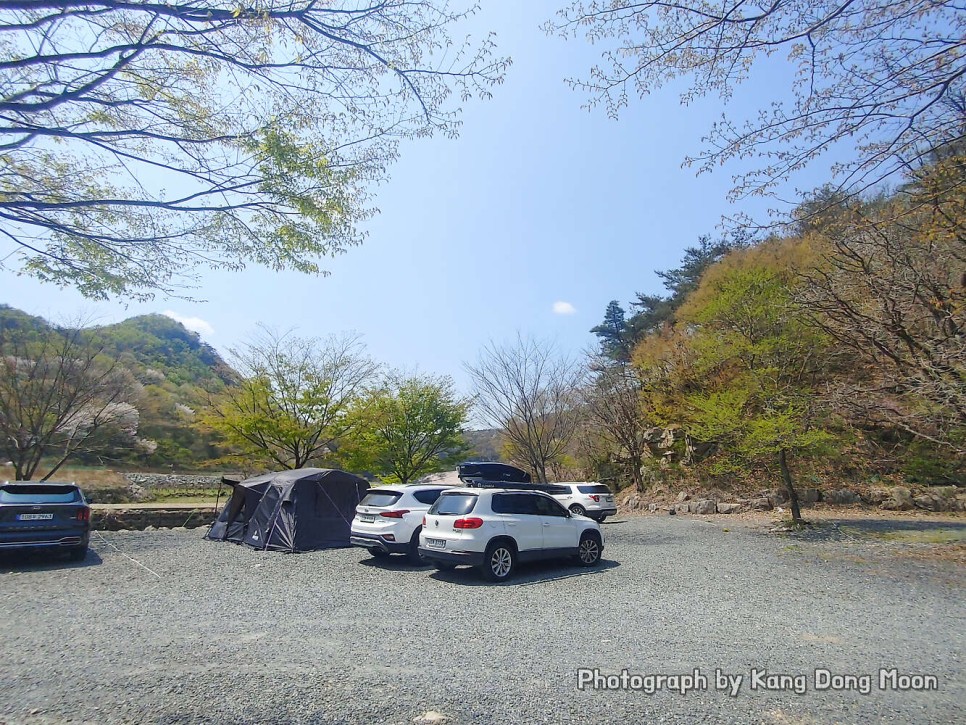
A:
418,488,604,581
550,483,617,522
350,484,452,563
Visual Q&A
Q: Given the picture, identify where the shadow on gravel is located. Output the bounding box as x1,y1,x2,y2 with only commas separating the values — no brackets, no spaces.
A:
427,558,620,587
0,548,103,572
828,518,966,535
773,517,966,546
357,555,433,571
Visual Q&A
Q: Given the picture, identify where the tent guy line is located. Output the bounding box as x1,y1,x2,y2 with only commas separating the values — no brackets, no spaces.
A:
92,530,162,580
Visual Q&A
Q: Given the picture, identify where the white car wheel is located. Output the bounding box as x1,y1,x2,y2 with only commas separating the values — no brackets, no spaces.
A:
482,542,516,581
577,534,601,566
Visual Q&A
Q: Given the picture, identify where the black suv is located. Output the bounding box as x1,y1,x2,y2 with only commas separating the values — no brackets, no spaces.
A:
0,483,91,560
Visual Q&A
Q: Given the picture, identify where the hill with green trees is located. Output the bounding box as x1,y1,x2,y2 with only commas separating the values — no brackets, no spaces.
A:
93,314,237,467
0,306,234,469
93,314,235,389
583,153,965,502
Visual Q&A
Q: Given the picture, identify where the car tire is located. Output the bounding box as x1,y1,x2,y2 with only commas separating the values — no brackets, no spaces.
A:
596,515,608,523
67,546,87,562
480,540,516,582
569,504,586,517
576,532,602,567
368,547,389,558
407,529,425,565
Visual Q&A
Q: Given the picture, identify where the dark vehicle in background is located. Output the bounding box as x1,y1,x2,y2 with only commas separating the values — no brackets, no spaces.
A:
457,462,532,486
0,483,91,560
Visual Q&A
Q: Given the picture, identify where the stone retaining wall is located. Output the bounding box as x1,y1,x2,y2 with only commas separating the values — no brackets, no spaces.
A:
621,484,966,515
123,473,224,489
92,507,217,531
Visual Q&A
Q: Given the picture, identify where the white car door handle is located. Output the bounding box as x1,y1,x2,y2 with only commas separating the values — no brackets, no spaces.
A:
542,522,550,527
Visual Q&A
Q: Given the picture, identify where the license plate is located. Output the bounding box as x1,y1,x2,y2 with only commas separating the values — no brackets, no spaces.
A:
18,513,53,521
359,514,376,523
425,538,445,549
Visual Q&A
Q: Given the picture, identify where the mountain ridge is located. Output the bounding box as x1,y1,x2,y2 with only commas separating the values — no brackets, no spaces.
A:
0,305,232,466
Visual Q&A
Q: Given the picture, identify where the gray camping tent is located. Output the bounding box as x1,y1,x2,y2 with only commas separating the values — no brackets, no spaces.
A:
206,468,369,552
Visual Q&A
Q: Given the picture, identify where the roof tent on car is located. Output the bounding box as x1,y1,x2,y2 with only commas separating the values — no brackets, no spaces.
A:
457,461,532,486
205,468,369,553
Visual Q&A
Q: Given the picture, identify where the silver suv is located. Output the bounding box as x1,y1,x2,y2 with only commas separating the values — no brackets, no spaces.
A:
350,484,452,563
550,483,617,522
419,488,604,581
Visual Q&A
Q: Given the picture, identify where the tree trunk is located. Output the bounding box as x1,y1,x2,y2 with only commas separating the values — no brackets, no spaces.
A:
630,456,645,492
535,460,548,484
779,448,803,522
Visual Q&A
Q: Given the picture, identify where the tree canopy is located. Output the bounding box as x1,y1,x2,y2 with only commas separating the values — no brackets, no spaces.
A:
0,0,509,299
550,0,965,201
591,233,747,361
338,372,470,483
199,327,378,469
583,154,965,494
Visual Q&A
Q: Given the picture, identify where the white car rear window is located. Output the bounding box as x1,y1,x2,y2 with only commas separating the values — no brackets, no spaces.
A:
577,484,611,494
359,491,403,507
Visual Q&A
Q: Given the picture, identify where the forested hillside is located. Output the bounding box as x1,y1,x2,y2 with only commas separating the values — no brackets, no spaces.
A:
95,315,238,467
0,307,233,468
584,154,965,499
94,315,235,388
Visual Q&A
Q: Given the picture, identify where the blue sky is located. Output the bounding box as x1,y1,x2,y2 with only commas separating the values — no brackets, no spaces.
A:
2,1,838,391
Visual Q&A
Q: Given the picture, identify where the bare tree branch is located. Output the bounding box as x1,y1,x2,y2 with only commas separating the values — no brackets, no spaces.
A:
582,354,652,490
0,1,510,299
549,0,965,207
465,334,586,483
798,156,966,454
0,315,141,479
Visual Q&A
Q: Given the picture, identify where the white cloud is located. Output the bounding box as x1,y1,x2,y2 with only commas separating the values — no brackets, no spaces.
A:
163,311,214,337
552,301,577,315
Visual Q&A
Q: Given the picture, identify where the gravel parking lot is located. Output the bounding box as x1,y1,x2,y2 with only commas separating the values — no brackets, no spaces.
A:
0,516,963,725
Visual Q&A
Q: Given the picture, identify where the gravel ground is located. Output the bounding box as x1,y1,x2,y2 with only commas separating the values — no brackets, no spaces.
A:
0,516,963,725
